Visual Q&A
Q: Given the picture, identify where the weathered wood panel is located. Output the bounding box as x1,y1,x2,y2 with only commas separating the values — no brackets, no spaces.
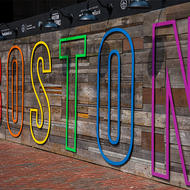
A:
0,3,190,189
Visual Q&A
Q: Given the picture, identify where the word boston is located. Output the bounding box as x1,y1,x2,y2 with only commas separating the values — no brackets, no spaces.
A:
0,16,190,188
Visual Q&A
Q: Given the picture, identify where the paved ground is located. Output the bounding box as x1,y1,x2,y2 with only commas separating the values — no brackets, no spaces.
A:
0,140,183,190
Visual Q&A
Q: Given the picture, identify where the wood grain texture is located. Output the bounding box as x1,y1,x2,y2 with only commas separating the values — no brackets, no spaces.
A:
0,3,190,188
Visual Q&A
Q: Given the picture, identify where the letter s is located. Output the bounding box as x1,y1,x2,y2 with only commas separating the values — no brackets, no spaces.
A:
30,41,51,145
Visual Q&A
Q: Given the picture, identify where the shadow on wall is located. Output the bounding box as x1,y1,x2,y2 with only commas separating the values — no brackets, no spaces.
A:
62,47,71,77
100,42,110,78
147,37,166,78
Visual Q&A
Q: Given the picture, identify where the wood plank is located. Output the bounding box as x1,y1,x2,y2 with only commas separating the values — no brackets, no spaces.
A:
141,131,165,153
143,88,188,107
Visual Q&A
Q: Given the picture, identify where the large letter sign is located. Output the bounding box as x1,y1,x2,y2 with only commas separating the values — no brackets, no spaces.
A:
7,46,24,137
96,28,135,166
30,41,51,145
59,35,87,153
152,18,190,186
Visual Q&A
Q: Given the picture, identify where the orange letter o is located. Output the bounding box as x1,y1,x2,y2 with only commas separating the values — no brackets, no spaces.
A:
7,46,24,137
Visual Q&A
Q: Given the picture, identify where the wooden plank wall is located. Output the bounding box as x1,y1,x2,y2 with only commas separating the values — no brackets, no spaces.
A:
0,2,190,189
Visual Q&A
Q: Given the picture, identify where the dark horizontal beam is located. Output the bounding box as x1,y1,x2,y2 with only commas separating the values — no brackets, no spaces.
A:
0,0,189,40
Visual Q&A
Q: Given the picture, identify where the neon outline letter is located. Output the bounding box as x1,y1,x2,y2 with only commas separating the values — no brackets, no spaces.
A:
7,46,24,138
59,35,87,153
97,28,135,166
152,18,190,186
30,41,51,145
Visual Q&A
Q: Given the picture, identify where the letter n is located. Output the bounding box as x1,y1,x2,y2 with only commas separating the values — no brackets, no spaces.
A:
152,18,190,186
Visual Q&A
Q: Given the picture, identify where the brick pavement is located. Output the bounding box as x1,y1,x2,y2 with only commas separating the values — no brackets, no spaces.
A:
0,140,183,190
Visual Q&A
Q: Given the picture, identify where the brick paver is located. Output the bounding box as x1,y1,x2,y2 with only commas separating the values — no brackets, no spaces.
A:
0,140,183,190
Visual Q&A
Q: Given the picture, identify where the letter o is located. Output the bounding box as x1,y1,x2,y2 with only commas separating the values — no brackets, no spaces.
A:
96,28,135,166
7,46,24,138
